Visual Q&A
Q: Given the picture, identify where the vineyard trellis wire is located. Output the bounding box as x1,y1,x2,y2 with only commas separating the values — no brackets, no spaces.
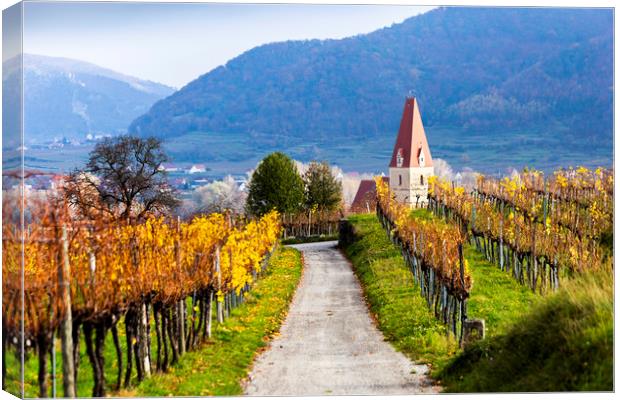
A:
374,178,472,344
427,166,612,294
2,209,281,397
475,167,613,241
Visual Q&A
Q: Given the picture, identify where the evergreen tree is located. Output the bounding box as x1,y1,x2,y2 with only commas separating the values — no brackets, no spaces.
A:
303,161,342,212
246,152,304,216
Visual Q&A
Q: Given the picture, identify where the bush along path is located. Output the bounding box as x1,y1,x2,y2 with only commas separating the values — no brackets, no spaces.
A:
245,241,439,395
124,246,303,396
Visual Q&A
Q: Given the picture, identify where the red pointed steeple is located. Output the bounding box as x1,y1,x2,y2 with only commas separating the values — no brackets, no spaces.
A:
389,97,433,168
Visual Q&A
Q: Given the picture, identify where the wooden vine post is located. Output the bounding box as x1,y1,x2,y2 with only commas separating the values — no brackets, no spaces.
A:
60,226,76,398
215,245,224,323
499,188,504,271
458,242,467,346
206,289,214,338
175,217,186,355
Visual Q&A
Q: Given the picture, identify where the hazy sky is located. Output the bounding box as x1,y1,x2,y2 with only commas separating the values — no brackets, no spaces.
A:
23,2,435,88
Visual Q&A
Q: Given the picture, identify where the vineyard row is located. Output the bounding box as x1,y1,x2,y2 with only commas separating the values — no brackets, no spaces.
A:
2,211,280,397
475,167,612,240
428,169,611,293
375,178,471,343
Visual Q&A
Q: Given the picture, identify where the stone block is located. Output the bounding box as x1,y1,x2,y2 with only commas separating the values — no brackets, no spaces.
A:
462,319,485,346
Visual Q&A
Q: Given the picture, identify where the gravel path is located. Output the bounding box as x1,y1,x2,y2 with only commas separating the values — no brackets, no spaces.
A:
244,241,439,396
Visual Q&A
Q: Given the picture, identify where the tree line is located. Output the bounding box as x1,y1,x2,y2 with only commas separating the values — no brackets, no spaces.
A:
245,151,343,237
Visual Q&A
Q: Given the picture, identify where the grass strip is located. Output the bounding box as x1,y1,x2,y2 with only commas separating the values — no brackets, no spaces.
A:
127,246,302,396
411,208,538,338
342,214,457,369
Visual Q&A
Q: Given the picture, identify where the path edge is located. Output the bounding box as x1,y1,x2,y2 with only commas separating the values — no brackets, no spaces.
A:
240,247,307,394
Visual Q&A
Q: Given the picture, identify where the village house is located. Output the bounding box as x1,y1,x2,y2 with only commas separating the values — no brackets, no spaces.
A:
188,164,207,174
159,162,180,173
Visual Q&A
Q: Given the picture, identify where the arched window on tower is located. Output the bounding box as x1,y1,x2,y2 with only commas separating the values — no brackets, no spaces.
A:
396,149,404,167
420,175,424,185
399,175,402,186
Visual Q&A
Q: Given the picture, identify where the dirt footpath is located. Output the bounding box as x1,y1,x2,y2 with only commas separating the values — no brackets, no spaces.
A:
244,241,439,396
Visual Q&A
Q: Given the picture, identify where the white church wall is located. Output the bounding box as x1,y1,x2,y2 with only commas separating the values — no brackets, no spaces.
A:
389,166,434,207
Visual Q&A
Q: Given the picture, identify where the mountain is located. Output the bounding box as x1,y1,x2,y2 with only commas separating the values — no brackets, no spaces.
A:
129,7,612,154
3,54,175,144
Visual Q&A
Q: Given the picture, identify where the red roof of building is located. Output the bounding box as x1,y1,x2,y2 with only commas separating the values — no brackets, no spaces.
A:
351,180,376,207
350,177,390,212
389,97,433,168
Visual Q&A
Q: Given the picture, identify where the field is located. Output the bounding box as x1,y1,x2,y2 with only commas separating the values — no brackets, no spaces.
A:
14,125,612,177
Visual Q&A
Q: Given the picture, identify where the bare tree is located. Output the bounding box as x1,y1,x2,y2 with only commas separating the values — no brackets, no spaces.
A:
64,136,179,222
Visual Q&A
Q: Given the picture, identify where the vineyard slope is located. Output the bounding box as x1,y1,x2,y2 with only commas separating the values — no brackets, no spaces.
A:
439,267,613,391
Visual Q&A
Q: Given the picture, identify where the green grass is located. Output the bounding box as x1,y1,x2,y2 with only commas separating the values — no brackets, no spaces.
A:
342,213,546,384
439,268,613,392
463,245,537,338
342,214,458,368
4,246,303,398
408,208,538,337
410,208,435,221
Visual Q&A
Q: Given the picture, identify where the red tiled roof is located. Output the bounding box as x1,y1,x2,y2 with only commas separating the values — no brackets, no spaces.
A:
350,178,390,212
389,97,433,168
351,179,377,210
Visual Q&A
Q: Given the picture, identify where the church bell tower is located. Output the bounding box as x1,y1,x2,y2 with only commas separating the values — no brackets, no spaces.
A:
388,97,434,207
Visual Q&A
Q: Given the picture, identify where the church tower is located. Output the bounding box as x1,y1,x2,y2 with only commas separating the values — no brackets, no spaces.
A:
388,97,434,207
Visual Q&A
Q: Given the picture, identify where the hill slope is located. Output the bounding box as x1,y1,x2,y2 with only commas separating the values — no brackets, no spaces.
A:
129,7,612,146
3,54,175,144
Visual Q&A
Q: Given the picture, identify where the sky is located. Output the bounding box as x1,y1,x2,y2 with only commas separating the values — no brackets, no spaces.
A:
22,2,435,88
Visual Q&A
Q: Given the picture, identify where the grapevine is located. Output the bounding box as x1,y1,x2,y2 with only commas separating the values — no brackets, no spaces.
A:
374,177,471,342
428,167,611,293
2,205,281,397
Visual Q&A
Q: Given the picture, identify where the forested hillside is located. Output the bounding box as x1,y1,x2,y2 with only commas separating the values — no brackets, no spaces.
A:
129,7,612,143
